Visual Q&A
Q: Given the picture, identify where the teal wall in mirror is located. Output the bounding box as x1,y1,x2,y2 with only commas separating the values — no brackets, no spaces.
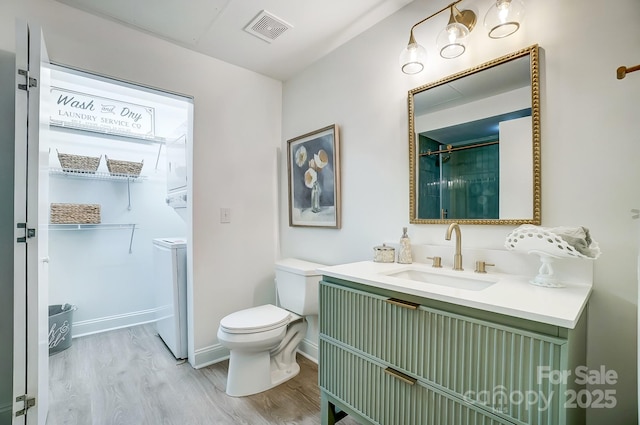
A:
408,45,541,225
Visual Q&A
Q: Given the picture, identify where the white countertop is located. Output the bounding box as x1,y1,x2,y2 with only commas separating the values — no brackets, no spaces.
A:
318,261,592,329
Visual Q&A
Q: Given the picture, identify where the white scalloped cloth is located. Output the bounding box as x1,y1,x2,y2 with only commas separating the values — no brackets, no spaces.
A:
505,225,601,288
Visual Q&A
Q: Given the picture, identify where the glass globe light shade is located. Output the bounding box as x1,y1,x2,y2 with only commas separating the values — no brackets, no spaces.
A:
399,42,427,74
484,0,525,39
436,22,469,59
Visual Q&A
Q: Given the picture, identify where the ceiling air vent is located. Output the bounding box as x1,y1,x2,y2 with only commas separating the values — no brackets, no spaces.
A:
244,10,292,43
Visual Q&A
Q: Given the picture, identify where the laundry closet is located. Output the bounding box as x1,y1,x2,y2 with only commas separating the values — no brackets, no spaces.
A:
47,65,192,343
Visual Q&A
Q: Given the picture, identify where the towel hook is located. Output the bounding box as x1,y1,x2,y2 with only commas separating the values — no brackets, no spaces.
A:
631,209,639,219
617,64,640,79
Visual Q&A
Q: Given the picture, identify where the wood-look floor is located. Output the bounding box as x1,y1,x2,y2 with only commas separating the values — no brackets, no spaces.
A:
47,324,360,425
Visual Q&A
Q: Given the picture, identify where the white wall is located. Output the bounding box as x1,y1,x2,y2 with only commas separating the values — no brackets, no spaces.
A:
281,0,640,422
414,86,530,133
499,116,533,219
2,0,282,369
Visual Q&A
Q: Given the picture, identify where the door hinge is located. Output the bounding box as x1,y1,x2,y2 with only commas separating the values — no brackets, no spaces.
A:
17,69,37,91
15,394,36,417
16,223,35,243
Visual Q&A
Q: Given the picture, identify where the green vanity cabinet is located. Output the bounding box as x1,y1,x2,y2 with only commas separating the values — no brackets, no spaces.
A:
319,278,587,425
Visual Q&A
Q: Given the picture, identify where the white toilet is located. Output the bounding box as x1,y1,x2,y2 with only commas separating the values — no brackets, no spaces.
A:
217,258,325,397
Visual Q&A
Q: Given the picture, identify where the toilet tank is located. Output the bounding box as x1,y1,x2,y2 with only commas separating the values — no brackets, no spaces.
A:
275,258,326,316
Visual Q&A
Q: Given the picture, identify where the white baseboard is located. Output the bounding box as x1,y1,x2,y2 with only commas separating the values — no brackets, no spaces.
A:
189,338,317,369
191,343,229,369
297,337,318,363
72,308,160,338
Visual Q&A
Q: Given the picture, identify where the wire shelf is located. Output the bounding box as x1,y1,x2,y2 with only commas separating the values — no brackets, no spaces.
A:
48,223,138,253
49,168,147,181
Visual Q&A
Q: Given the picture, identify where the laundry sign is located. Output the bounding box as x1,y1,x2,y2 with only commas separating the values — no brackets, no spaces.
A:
50,87,155,139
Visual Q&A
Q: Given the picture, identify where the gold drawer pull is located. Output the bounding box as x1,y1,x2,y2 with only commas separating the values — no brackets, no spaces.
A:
385,298,419,310
384,367,417,385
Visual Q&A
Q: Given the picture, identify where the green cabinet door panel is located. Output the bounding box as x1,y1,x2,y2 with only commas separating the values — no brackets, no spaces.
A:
320,339,512,425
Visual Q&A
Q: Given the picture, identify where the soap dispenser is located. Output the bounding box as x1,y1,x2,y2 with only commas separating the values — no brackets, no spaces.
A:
398,227,413,264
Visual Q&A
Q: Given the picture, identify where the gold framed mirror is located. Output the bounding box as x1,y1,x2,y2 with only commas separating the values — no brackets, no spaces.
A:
408,45,540,225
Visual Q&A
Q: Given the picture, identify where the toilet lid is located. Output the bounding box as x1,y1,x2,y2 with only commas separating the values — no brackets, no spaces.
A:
220,304,291,334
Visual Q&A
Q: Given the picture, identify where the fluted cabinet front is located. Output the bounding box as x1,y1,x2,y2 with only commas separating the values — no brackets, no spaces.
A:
319,280,582,425
320,339,512,425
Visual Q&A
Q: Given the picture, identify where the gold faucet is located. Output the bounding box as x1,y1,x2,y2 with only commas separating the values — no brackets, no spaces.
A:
445,223,463,271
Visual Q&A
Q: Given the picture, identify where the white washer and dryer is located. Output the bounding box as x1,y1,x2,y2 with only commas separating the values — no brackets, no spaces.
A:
153,237,187,359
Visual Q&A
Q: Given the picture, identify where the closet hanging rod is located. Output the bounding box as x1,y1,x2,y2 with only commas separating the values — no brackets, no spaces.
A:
617,64,640,79
419,140,498,157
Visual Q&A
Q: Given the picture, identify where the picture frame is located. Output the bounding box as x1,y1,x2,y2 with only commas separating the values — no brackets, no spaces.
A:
287,124,341,228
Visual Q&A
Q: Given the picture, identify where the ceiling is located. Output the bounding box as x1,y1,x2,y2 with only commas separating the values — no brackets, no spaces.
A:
54,0,415,81
413,54,532,115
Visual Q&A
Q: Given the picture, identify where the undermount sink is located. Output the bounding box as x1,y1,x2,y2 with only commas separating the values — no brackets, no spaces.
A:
384,268,497,291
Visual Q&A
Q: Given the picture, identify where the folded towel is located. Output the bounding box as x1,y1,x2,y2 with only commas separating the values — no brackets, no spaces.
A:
549,226,597,258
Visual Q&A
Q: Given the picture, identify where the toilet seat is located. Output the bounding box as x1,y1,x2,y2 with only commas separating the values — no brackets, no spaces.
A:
220,304,291,334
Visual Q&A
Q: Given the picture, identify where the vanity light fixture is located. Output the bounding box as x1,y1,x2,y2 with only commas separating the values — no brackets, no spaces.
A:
399,0,525,74
484,0,525,38
436,5,476,59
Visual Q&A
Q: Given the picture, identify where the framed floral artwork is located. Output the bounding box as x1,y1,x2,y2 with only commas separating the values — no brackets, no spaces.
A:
287,124,341,228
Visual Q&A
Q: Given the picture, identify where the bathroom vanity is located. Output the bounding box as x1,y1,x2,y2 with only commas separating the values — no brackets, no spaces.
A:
318,261,591,425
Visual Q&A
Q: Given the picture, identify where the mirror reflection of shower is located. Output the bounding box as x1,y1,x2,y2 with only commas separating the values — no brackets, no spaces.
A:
437,146,451,219
417,135,502,220
437,151,451,166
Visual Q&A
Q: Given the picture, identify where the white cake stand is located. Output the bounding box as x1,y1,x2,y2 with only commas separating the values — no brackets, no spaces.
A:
505,225,600,288
527,250,565,288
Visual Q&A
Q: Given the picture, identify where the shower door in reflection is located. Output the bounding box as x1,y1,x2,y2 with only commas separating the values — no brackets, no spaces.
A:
417,139,499,220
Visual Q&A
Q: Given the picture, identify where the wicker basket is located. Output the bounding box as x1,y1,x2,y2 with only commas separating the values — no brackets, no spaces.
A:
56,150,101,174
50,203,101,224
105,155,144,177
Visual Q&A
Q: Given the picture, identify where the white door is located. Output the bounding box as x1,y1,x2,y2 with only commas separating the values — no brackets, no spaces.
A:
13,19,50,425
